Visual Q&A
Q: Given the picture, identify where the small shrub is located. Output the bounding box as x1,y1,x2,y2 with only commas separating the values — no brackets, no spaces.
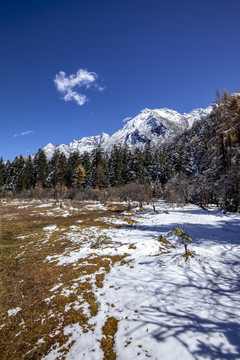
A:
168,227,193,256
90,235,112,249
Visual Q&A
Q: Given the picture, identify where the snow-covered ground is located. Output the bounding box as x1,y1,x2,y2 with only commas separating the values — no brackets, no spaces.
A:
43,201,240,360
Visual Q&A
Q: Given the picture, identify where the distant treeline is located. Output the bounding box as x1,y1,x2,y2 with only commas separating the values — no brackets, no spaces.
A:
0,91,239,212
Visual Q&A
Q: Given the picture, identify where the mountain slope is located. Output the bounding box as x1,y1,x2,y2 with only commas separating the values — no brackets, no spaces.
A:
43,133,109,160
42,105,213,159
102,106,213,152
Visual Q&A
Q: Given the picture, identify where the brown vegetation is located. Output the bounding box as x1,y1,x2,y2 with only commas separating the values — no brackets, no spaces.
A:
101,317,119,360
0,200,128,359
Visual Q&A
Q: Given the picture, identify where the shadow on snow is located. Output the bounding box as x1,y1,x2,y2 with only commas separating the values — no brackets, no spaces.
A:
120,207,240,359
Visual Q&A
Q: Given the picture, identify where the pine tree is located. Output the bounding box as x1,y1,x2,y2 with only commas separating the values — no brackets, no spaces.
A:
94,164,108,189
131,148,147,183
159,147,171,186
12,155,25,190
15,156,35,191
33,149,50,187
151,151,161,186
121,144,132,184
171,142,185,173
143,141,154,184
89,146,109,188
0,171,3,190
109,145,124,186
49,150,67,187
23,156,35,189
143,140,153,167
183,144,196,176
0,157,5,190
3,160,13,190
81,152,91,184
66,151,81,187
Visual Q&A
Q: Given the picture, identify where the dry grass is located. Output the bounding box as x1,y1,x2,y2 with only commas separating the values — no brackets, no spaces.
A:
128,243,137,250
106,203,127,213
0,200,129,359
157,235,175,255
101,317,119,360
95,273,105,288
182,251,196,260
123,218,136,227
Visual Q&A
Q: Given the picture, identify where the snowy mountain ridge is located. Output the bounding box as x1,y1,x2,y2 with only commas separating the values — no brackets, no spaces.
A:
43,133,109,160
43,104,214,159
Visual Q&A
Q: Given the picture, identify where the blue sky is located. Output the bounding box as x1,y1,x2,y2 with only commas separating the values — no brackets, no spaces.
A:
1,0,240,161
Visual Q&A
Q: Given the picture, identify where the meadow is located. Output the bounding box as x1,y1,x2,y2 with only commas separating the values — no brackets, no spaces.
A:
0,199,239,360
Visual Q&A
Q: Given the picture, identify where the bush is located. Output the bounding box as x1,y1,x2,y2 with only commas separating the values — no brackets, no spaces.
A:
164,173,190,205
168,227,193,256
117,183,153,209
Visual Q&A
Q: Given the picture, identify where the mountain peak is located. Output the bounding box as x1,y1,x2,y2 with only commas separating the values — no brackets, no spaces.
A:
140,108,151,113
41,103,214,159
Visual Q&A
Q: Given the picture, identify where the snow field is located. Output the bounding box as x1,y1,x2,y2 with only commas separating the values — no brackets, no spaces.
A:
1,199,239,359
43,202,240,360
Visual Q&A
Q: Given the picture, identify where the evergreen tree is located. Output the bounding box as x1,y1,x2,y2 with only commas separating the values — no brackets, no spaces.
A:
89,146,109,188
109,145,124,186
58,153,68,185
130,148,147,183
151,151,161,186
0,171,3,190
150,146,171,187
0,157,5,190
121,144,132,184
143,141,154,184
81,151,91,184
66,151,81,187
159,147,171,186
143,140,153,167
23,156,35,189
33,149,50,187
15,156,35,191
94,164,109,189
3,160,13,190
183,144,196,176
49,150,67,187
172,143,185,173
11,155,25,190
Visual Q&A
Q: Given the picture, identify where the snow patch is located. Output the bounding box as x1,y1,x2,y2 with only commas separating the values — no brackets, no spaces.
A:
8,307,21,317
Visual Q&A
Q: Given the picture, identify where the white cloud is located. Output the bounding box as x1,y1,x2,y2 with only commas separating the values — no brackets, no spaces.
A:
14,131,34,138
21,130,34,136
54,69,103,106
122,116,132,123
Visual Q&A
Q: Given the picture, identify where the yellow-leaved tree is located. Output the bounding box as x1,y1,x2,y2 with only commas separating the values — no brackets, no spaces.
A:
73,164,86,188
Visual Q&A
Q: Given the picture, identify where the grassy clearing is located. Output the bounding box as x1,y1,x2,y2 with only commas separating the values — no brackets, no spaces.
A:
0,200,129,360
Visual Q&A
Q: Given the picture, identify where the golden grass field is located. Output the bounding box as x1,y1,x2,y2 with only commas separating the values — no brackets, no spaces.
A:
0,199,132,360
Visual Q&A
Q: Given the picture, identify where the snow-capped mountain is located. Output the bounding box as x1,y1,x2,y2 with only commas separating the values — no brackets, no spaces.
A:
43,133,109,160
42,105,213,159
102,105,213,152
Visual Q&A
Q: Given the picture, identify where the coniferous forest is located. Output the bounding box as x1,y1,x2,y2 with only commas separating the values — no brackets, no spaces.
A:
0,92,239,212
